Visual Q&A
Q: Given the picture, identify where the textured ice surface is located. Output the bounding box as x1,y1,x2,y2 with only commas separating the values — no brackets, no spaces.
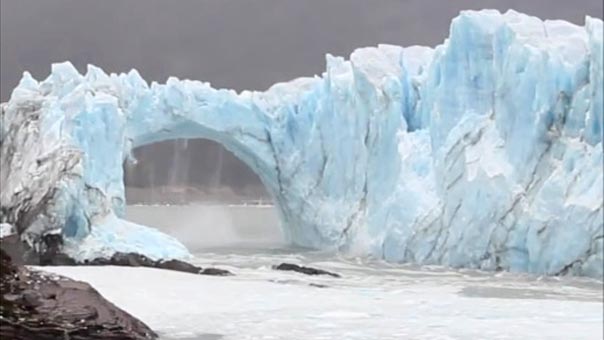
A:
1,10,602,277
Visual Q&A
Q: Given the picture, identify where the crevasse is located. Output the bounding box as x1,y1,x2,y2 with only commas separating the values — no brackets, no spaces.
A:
1,10,602,277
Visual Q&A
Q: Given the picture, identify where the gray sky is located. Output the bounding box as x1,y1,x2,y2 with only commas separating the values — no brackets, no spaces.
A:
1,0,602,198
2,0,602,100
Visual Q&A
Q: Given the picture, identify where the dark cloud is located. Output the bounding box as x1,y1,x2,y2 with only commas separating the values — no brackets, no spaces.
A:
1,0,602,198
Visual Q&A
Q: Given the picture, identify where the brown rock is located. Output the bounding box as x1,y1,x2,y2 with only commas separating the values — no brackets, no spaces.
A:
1,249,157,340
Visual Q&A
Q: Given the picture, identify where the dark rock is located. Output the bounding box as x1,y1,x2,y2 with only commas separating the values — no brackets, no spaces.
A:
39,233,75,266
104,253,155,267
157,259,202,274
94,252,233,276
1,232,67,266
80,252,234,276
1,232,233,276
1,249,157,340
40,252,77,266
21,291,43,308
0,234,31,266
41,233,63,253
200,268,233,276
156,259,232,276
272,263,341,278
0,248,16,277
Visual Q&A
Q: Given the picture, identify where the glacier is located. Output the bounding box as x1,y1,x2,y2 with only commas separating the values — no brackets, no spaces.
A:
0,9,602,277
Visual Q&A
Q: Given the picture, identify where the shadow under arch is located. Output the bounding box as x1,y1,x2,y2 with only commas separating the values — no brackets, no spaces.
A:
123,138,284,250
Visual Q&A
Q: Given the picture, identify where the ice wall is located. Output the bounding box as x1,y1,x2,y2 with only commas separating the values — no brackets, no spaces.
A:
1,10,602,277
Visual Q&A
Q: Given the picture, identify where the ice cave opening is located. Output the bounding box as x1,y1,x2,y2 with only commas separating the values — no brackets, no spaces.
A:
122,138,284,251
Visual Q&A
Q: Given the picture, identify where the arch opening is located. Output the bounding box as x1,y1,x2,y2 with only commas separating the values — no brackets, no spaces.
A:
123,138,285,252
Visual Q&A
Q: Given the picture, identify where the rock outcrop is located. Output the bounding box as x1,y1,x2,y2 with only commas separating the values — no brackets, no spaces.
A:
82,252,233,276
273,263,340,278
0,249,157,340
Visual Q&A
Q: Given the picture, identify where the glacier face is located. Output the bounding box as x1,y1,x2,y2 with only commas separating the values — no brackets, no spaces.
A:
0,10,602,277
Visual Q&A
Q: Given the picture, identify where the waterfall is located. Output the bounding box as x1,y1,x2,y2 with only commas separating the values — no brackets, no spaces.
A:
168,140,191,203
209,147,224,189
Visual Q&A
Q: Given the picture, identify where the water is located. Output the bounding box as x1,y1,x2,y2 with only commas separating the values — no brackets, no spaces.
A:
41,205,603,340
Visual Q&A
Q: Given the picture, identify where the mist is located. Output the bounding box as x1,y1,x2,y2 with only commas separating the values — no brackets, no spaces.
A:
126,204,283,251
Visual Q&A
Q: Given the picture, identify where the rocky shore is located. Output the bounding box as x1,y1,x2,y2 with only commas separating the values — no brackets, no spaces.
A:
36,233,233,276
0,227,343,339
0,248,157,340
0,231,233,339
273,263,341,278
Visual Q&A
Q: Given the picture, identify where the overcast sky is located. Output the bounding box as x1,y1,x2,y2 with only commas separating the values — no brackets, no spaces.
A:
1,1,602,197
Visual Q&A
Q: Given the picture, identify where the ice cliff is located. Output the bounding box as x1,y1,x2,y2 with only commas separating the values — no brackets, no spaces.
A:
1,10,602,277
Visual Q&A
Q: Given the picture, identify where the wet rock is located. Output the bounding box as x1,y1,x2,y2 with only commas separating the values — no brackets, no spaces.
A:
200,268,232,276
84,252,233,276
40,252,77,266
0,233,232,276
21,291,43,308
0,249,157,340
90,252,156,267
1,232,66,266
273,263,340,278
155,259,232,276
0,234,29,266
156,259,201,274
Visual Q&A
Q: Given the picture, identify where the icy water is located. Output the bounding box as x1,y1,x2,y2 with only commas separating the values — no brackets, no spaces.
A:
42,205,603,340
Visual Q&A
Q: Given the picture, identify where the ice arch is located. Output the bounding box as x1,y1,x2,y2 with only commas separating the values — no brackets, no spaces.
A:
1,10,602,277
0,63,319,259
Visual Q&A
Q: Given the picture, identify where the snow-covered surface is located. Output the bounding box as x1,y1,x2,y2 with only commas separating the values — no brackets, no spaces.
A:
2,9,603,276
40,248,604,340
